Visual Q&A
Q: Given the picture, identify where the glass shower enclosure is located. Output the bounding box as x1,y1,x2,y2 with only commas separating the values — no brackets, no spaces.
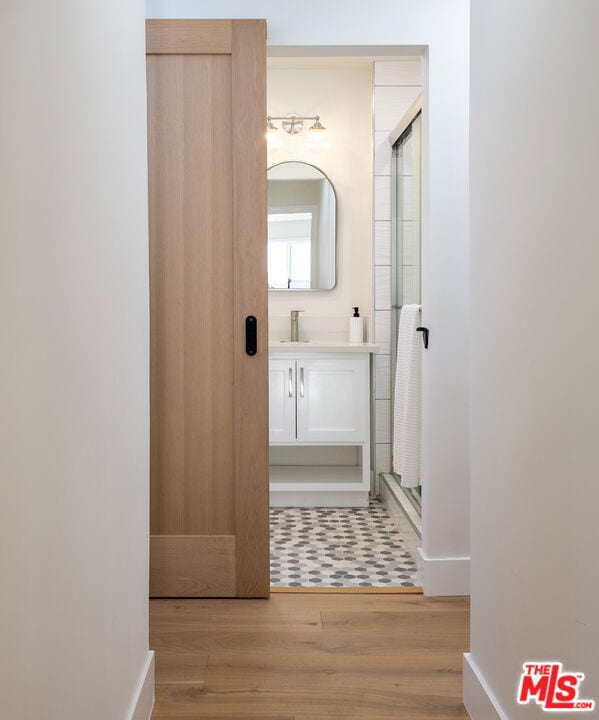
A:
391,108,422,506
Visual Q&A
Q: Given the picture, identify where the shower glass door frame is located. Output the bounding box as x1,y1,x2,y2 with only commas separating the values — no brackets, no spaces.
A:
390,102,422,506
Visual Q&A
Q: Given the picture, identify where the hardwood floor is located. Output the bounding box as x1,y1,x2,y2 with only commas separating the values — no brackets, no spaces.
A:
150,593,470,719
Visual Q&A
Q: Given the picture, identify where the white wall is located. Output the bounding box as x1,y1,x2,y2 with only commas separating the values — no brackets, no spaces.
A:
267,63,373,326
0,3,151,719
147,0,471,595
466,1,599,716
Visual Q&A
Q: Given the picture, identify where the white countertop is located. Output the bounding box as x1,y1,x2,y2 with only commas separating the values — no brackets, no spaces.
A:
269,341,379,353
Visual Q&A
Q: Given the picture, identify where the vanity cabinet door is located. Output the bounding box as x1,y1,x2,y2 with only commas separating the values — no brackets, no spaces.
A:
269,359,296,443
296,357,368,442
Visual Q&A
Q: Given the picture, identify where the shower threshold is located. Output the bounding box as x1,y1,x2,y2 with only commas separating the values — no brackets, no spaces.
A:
407,483,422,509
380,473,422,539
390,473,422,513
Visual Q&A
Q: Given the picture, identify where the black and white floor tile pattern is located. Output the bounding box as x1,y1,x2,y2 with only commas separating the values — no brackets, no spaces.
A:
270,499,418,588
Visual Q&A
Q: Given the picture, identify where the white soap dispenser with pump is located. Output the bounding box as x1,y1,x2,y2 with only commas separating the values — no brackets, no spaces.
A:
349,307,364,344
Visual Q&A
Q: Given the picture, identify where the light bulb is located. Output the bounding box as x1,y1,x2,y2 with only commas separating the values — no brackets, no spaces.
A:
267,129,283,150
305,117,330,152
266,117,283,150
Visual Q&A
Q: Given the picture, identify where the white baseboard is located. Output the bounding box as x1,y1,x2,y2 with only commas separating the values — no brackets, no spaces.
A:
125,650,155,720
463,653,507,719
418,548,470,596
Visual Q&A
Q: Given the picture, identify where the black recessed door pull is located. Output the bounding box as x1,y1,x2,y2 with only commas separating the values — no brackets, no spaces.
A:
245,315,257,356
416,326,429,349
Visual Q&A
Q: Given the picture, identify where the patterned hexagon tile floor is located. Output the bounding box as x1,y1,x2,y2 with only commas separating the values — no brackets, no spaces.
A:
269,499,419,588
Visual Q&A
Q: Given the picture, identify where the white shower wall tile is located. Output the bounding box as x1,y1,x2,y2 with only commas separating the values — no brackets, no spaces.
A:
397,136,413,168
397,175,414,220
374,266,391,310
374,310,392,354
402,264,421,305
375,443,392,476
374,176,391,221
376,400,391,443
375,354,391,400
399,221,418,265
374,59,422,87
374,86,421,132
374,221,391,266
374,131,392,175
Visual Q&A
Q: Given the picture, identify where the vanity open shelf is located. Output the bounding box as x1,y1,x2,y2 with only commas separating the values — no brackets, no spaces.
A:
269,345,377,507
270,464,363,486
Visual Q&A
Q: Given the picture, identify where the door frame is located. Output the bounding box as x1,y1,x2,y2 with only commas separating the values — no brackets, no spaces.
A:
264,44,430,592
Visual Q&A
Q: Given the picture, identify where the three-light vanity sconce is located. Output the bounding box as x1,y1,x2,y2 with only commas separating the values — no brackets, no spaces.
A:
266,113,330,151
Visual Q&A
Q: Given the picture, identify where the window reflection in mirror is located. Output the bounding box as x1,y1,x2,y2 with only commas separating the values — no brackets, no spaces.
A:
267,162,336,290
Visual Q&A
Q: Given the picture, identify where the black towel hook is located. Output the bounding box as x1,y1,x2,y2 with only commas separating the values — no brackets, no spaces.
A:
416,326,429,349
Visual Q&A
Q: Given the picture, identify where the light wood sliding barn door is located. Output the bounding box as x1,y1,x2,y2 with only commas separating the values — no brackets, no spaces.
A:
146,20,269,598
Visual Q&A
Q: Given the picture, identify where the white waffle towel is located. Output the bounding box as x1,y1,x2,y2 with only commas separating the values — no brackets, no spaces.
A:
392,304,422,488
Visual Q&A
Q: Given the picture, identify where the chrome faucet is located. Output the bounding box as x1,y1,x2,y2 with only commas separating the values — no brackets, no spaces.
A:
290,309,303,342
